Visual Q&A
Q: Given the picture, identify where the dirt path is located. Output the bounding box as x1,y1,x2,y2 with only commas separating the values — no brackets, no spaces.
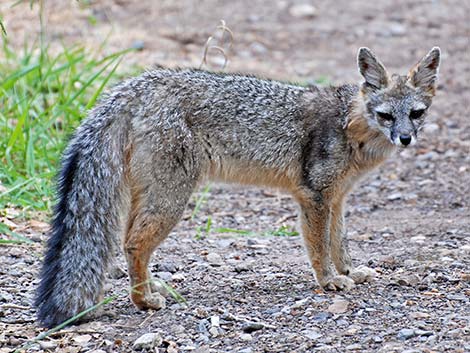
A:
1,1,469,352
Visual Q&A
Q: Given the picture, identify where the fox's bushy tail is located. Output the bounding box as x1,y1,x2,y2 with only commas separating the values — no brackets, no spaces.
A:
35,102,129,328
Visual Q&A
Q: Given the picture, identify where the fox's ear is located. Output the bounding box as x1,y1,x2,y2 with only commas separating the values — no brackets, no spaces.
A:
408,47,441,95
357,47,389,90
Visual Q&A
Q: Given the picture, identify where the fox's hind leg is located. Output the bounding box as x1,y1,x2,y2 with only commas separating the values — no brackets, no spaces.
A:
124,143,200,310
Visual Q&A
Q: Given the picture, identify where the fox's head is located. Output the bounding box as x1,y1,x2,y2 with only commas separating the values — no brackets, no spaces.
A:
357,47,441,147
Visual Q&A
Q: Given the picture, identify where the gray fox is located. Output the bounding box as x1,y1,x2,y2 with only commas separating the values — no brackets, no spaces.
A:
35,47,441,327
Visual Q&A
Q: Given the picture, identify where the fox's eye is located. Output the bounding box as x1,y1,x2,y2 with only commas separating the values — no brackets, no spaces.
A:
376,112,394,121
410,109,426,120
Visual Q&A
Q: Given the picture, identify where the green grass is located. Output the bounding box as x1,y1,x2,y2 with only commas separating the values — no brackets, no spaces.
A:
195,218,299,239
0,39,132,215
0,222,34,244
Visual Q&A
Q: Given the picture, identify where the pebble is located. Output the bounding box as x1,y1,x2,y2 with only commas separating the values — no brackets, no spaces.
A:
133,333,163,351
415,329,434,337
210,315,220,327
291,298,310,309
73,334,92,344
346,343,363,350
289,4,317,18
39,341,57,350
240,333,253,341
159,262,178,273
397,328,416,340
171,273,186,282
131,40,145,51
234,263,251,273
410,312,430,319
387,192,402,201
156,271,173,282
242,322,264,333
395,274,421,286
327,299,349,314
302,328,322,340
206,253,224,266
209,326,219,337
313,312,331,322
198,319,209,334
238,348,253,353
410,235,426,243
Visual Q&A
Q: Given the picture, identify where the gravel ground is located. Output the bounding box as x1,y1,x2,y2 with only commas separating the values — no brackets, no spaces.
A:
1,0,469,352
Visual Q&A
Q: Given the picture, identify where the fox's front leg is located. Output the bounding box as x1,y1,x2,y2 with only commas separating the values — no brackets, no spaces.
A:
299,195,354,291
330,197,376,284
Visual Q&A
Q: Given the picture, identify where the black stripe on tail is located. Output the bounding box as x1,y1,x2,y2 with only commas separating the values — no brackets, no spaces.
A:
35,146,80,327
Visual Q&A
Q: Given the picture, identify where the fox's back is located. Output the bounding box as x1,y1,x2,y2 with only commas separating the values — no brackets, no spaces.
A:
123,70,351,180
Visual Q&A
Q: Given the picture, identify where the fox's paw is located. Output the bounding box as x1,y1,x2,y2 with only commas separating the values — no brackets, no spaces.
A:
320,275,355,291
134,292,166,311
348,265,376,284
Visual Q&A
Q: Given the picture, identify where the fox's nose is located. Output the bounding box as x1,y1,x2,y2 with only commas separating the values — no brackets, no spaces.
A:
399,134,412,146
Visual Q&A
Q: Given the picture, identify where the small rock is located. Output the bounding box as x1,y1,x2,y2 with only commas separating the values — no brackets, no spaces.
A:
372,336,383,343
210,315,220,327
302,328,322,340
291,298,310,309
346,343,362,350
387,192,402,201
240,333,253,341
73,334,92,345
327,299,349,314
159,262,178,273
409,312,430,319
415,329,434,337
313,312,331,322
209,326,219,337
289,4,317,18
234,263,251,273
193,307,208,318
397,328,416,340
156,271,173,282
238,348,253,353
410,235,426,243
345,325,361,335
171,273,186,282
395,274,421,286
131,40,145,51
206,253,224,266
133,333,163,351
39,341,58,350
242,322,264,333
198,319,209,334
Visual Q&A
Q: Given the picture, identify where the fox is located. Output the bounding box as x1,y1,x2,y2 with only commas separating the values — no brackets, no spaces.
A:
35,47,441,328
